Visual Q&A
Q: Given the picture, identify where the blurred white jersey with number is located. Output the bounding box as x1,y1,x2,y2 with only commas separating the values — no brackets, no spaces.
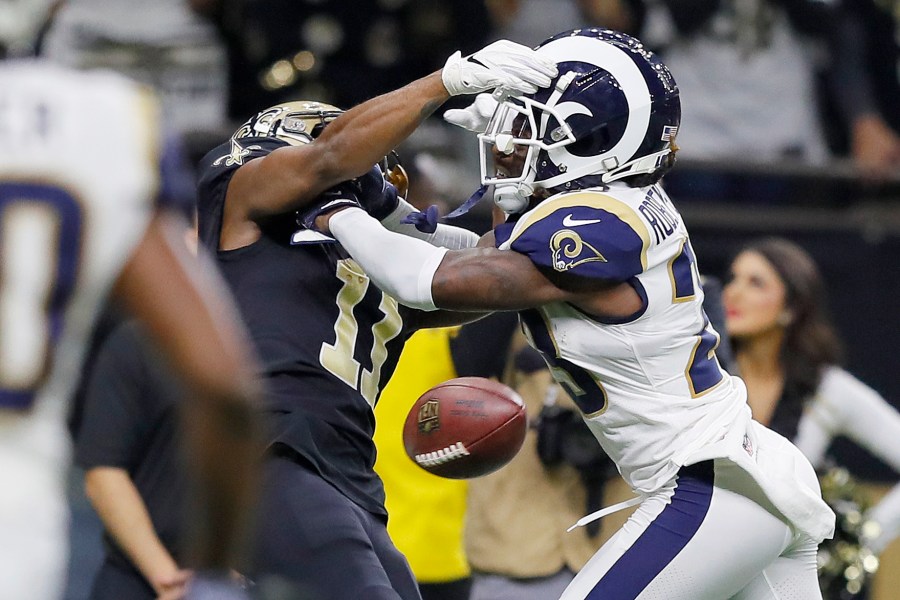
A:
495,182,834,544
0,60,160,600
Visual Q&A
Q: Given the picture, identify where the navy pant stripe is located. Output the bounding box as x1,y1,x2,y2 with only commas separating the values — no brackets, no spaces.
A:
587,460,715,599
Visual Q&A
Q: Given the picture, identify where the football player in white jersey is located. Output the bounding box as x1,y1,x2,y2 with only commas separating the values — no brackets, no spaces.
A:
303,29,836,599
0,3,262,599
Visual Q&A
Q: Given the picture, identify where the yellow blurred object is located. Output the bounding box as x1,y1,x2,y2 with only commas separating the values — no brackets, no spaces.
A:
385,163,409,198
373,327,470,583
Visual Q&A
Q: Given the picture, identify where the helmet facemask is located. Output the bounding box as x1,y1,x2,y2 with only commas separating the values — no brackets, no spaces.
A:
478,83,578,214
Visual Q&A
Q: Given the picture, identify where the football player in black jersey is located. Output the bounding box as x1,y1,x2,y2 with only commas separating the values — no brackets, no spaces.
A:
195,42,556,599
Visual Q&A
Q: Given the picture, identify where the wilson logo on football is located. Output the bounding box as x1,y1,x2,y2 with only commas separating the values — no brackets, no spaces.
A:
417,399,441,433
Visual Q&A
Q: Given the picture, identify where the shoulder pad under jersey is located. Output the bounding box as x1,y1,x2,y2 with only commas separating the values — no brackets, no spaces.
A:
497,190,651,281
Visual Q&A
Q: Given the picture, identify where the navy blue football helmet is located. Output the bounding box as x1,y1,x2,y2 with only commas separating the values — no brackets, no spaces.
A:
479,29,681,211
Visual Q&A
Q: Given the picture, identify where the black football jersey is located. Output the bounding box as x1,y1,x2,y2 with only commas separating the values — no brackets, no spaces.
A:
197,137,413,515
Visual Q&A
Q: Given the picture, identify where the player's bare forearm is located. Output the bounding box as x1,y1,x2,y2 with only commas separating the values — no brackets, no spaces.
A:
477,230,497,248
234,72,450,219
312,72,448,183
432,248,569,311
322,208,569,313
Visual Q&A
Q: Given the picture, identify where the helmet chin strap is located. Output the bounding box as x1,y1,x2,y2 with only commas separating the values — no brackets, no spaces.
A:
601,148,672,183
493,169,536,215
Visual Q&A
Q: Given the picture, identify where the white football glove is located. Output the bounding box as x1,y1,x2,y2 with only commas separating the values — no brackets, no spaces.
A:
441,39,557,97
443,93,499,132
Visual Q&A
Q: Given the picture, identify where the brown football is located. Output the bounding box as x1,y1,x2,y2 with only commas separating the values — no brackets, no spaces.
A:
402,377,527,479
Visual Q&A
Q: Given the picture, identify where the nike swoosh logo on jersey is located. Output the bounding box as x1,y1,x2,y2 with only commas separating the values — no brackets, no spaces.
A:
562,214,602,227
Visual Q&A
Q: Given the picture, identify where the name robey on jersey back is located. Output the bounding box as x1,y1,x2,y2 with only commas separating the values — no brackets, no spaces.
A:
0,62,160,453
499,182,744,493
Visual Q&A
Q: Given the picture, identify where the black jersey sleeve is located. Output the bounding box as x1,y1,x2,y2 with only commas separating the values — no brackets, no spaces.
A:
195,136,289,251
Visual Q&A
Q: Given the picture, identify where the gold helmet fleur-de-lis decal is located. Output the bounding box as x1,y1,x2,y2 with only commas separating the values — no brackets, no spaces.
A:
212,138,262,167
550,230,607,272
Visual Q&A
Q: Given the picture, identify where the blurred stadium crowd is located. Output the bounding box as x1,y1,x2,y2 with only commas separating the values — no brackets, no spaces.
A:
3,0,898,598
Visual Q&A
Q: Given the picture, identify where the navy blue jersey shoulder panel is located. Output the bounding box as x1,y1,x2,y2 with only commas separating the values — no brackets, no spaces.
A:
500,191,650,282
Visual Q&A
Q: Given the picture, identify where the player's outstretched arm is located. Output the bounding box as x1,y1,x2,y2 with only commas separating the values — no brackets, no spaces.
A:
112,209,263,571
313,205,642,318
316,207,569,312
227,41,557,221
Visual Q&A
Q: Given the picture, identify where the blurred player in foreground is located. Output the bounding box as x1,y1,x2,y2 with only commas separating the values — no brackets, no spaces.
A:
0,3,263,599
306,29,835,599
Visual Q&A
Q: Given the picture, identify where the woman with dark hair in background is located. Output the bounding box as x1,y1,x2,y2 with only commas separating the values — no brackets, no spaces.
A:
723,237,900,597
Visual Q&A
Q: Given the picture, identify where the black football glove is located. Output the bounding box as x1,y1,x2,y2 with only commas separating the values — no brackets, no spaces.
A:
358,164,442,233
355,165,400,221
296,183,361,233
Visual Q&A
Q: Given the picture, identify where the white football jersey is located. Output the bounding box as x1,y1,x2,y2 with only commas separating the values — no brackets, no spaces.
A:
0,59,160,441
497,182,746,493
0,60,160,599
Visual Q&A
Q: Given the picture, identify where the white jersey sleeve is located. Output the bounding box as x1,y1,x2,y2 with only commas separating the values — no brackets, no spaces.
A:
796,366,900,552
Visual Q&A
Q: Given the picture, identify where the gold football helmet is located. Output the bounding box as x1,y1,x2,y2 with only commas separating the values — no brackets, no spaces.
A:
231,101,343,146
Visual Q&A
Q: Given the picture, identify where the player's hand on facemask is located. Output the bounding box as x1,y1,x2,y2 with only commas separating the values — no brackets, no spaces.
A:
297,184,362,232
444,93,499,132
442,40,557,96
355,165,438,233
